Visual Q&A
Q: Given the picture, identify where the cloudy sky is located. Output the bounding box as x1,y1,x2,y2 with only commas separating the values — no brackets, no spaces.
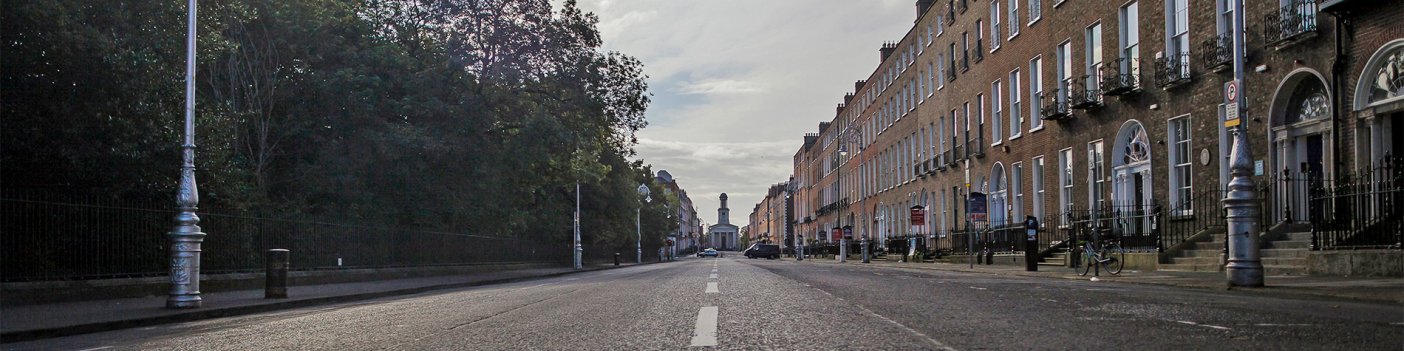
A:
569,0,914,228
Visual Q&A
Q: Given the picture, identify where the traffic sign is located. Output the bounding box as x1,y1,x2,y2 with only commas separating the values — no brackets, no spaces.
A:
1224,80,1242,127
1225,80,1238,103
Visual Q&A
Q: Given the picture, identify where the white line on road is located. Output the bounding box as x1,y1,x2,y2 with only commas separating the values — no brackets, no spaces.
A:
76,347,113,351
1254,323,1314,327
969,286,987,290
690,306,719,347
709,273,718,279
850,303,957,350
705,282,719,293
516,283,548,291
711,269,718,273
1177,321,1232,330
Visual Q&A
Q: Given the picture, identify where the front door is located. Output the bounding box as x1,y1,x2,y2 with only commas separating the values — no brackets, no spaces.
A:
1112,163,1153,236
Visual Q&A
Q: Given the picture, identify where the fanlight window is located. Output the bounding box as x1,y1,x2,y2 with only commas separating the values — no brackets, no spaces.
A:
1369,47,1403,105
1122,125,1150,164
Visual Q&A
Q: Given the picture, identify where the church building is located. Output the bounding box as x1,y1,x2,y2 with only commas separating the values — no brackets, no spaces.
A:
706,193,740,251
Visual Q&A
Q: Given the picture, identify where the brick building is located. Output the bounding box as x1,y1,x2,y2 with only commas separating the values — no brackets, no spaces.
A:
787,0,1401,272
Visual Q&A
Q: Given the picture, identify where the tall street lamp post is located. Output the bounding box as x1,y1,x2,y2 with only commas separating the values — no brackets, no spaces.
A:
786,177,800,261
838,142,848,263
167,0,206,309
636,184,651,264
1224,0,1263,286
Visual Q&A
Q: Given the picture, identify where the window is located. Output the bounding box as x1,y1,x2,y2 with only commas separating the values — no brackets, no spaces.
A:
1009,0,1020,38
962,32,971,69
1032,156,1046,223
992,80,1003,144
1119,2,1141,82
1087,140,1106,211
927,62,936,95
1216,0,1232,37
1030,56,1044,130
937,14,945,36
1169,116,1193,214
1012,162,1024,222
971,97,980,145
1058,148,1074,225
1086,22,1104,93
1056,41,1072,104
927,24,935,46
1009,69,1022,138
1167,0,1190,58
919,68,927,101
938,55,948,88
990,3,1002,51
1029,0,1042,24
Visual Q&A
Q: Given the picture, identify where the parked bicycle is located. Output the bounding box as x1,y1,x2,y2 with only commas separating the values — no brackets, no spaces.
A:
1072,227,1124,276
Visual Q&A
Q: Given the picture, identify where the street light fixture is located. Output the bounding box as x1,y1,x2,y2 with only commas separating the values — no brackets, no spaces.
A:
167,0,206,309
637,184,651,264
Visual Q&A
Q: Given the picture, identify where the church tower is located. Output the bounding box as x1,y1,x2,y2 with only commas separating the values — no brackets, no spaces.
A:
718,193,730,225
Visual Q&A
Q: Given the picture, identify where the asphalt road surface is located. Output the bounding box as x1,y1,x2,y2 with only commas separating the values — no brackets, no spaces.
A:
7,255,1401,350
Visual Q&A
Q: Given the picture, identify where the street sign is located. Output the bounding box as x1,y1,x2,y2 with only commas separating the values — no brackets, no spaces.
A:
910,206,926,226
1224,80,1241,127
968,192,988,222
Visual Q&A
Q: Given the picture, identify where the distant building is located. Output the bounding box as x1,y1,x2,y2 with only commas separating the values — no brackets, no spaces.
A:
706,193,740,250
656,170,700,252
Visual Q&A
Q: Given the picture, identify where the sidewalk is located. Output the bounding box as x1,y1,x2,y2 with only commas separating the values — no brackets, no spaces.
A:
792,255,1404,304
0,262,651,343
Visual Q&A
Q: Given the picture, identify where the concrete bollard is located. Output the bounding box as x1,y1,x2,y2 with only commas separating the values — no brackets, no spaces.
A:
614,252,620,266
265,249,289,299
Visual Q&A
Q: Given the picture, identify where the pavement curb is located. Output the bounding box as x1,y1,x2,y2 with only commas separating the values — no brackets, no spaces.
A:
785,257,1404,305
0,263,649,343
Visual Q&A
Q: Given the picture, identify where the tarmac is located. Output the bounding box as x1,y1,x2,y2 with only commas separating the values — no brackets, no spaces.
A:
2,255,1400,344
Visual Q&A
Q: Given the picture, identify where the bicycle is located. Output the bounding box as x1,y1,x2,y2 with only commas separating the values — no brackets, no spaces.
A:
1073,228,1124,276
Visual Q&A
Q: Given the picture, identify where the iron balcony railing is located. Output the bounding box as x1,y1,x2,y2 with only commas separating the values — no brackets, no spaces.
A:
947,66,957,82
1202,33,1233,71
969,127,985,157
950,144,962,165
1153,53,1193,89
960,52,970,72
1264,0,1318,45
1039,89,1072,120
974,40,984,63
1100,57,1143,96
1069,74,1105,110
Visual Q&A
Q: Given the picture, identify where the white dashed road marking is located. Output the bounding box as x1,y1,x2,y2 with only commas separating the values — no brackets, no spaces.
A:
1177,321,1232,330
705,282,719,293
77,347,113,351
690,306,719,347
709,273,718,279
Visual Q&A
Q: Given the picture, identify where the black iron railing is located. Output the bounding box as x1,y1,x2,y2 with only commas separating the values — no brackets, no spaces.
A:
1202,33,1233,70
1053,205,1161,253
1264,0,1318,45
1039,89,1071,120
969,128,985,157
1069,74,1104,109
1153,53,1193,89
1101,58,1143,95
0,191,564,282
1309,158,1404,250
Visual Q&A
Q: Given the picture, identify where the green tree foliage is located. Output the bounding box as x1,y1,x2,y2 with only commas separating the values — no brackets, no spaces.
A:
2,0,669,253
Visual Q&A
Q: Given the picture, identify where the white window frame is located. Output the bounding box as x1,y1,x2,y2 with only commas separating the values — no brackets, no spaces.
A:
990,2,1002,52
1032,155,1046,224
1087,140,1106,211
991,80,1003,145
1029,56,1044,132
1009,69,1022,139
1012,161,1024,223
1029,0,1042,25
1120,1,1141,86
1009,0,1021,39
1168,115,1193,215
1058,148,1074,227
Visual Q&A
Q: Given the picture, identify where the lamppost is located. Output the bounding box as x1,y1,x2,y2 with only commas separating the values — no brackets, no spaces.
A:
785,176,800,261
167,0,206,309
636,184,650,264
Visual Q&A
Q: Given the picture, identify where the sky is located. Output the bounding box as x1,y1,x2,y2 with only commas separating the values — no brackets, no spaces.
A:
568,0,915,229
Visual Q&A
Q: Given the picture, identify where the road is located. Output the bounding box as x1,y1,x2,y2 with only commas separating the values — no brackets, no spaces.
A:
6,255,1401,350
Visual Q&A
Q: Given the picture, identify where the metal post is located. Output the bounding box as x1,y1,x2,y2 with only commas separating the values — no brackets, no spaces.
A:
575,182,582,270
167,0,205,309
265,249,289,299
861,235,870,263
797,234,804,261
1225,0,1263,287
636,207,642,264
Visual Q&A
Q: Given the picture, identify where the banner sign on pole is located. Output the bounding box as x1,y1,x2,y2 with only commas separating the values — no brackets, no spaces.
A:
968,192,988,222
910,205,926,226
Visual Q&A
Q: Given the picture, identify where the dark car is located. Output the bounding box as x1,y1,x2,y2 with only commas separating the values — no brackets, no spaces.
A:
743,244,781,259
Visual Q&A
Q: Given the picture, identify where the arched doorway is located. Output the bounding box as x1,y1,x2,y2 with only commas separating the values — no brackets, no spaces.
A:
1112,121,1154,236
1269,71,1332,224
990,163,1009,226
1355,40,1404,167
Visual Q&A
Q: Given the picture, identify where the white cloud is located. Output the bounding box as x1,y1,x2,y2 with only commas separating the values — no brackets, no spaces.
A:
563,0,913,227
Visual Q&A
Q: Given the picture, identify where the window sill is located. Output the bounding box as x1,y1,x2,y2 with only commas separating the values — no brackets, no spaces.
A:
1009,133,1022,141
1053,1,1066,9
1008,32,1020,41
1029,125,1045,134
992,140,1004,147
1029,17,1042,27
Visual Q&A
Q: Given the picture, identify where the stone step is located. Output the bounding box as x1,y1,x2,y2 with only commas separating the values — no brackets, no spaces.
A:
1266,265,1308,276
1261,257,1307,266
1194,241,1227,249
1181,249,1223,258
1281,232,1313,241
1267,240,1311,249
1260,248,1308,258
1171,256,1222,265
1159,263,1223,272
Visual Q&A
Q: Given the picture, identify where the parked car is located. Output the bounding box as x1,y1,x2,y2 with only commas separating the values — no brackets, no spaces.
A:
698,248,720,258
744,244,781,259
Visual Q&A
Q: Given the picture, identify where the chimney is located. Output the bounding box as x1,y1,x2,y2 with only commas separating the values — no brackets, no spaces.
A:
855,80,866,91
916,0,935,20
843,93,855,104
879,42,897,62
836,103,845,115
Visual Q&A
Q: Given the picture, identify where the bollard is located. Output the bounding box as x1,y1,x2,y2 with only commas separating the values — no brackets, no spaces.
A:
265,249,289,299
985,247,994,265
1025,216,1039,272
614,252,620,266
976,249,984,265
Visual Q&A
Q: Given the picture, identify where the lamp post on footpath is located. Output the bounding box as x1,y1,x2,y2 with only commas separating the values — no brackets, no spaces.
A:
637,184,651,264
1223,0,1263,287
167,0,206,309
785,176,799,260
